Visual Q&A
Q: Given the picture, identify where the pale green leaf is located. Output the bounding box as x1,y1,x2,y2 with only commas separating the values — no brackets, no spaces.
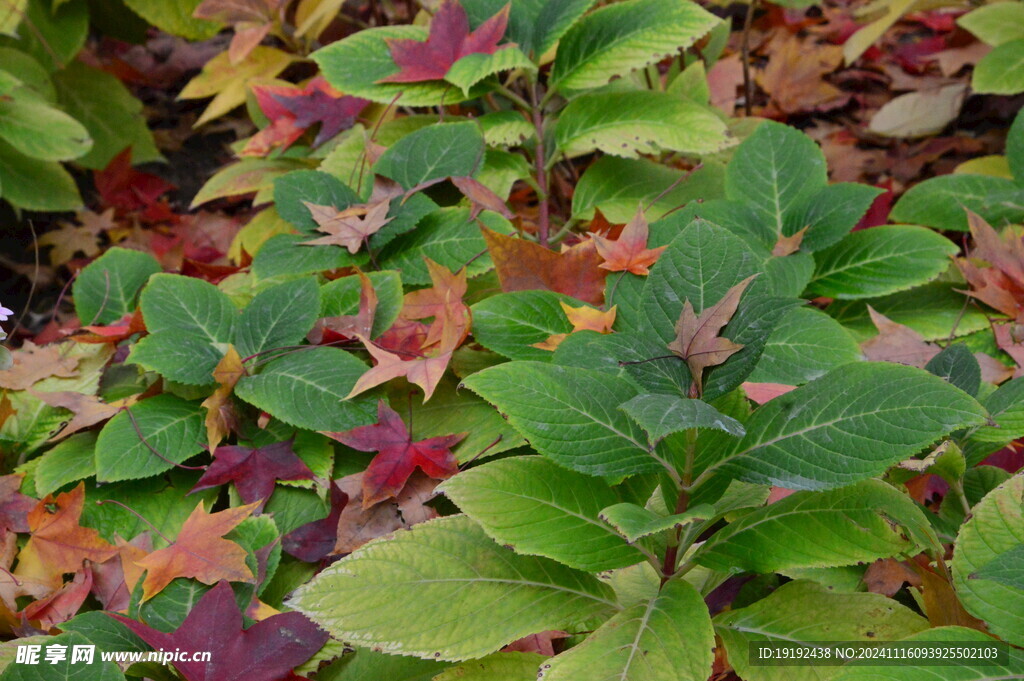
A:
439,456,643,571
958,3,1024,46
0,92,91,161
599,502,714,543
470,290,575,361
973,39,1024,95
122,0,220,40
619,394,745,443
433,652,543,681
287,515,618,661
444,47,535,95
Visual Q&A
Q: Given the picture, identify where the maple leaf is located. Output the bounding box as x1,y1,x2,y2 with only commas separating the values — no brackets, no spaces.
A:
591,206,667,275
37,220,105,266
94,149,176,222
994,323,1024,379
308,270,378,344
282,481,348,563
29,390,137,441
771,226,809,257
0,475,34,541
668,275,756,397
864,558,923,597
862,307,1012,384
401,258,470,347
21,564,93,629
534,302,617,351
201,346,246,451
333,472,439,554
111,580,328,681
956,210,1024,322
379,0,511,84
193,0,284,64
757,34,848,116
91,534,151,612
272,77,370,148
134,501,257,601
14,483,117,591
452,176,513,218
190,441,314,507
482,227,608,305
302,198,394,253
325,401,465,508
348,303,465,401
73,308,147,344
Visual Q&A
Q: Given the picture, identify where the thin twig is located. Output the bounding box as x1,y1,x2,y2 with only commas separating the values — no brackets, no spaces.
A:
124,406,207,471
740,0,760,117
13,220,40,335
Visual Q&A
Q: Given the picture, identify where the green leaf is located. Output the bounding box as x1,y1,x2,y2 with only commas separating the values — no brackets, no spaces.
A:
73,247,161,326
715,363,986,490
236,279,320,358
0,137,81,211
828,283,991,342
312,26,480,106
374,122,485,190
538,580,714,681
0,92,91,161
715,581,929,681
439,456,643,571
783,182,884,252
434,652,544,681
618,394,745,443
321,271,404,339
34,432,97,496
94,394,205,482
462,0,597,57
128,330,226,385
1008,108,1024,182
320,648,449,681
890,174,1024,231
444,47,535,95
287,515,618,661
461,362,660,479
807,226,959,299
234,346,377,431
972,39,1024,95
140,273,237,344
122,0,221,40
958,2,1024,45
571,156,725,222
638,218,761,343
553,330,691,397
599,502,714,543
925,343,981,396
252,234,368,280
0,631,125,680
274,170,360,234
831,626,1024,681
52,61,161,169
191,158,308,208
555,91,730,158
749,307,861,385
0,0,25,37
0,0,87,71
470,290,575,360
695,481,936,572
971,543,1024,591
61,611,149,656
478,111,534,147
378,208,512,285
0,48,54,101
550,0,720,92
725,120,828,238
951,475,1024,645
964,376,1024,447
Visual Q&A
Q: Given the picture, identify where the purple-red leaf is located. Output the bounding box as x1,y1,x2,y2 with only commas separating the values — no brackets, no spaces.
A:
111,580,328,681
190,441,314,506
282,481,348,563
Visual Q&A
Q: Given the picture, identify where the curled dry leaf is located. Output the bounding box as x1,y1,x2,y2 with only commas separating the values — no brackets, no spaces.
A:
591,205,667,275
302,198,394,254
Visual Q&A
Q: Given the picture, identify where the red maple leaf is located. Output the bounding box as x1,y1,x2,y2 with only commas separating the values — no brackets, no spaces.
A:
0,474,35,541
94,148,176,223
282,481,348,563
189,441,315,507
246,78,368,154
378,0,511,84
325,401,465,508
111,581,328,681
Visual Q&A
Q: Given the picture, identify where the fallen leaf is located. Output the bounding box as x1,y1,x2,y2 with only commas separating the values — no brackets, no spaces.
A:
21,564,93,629
994,323,1024,378
771,226,809,257
29,390,137,441
94,149,176,222
91,534,152,612
302,198,394,253
757,34,848,115
179,46,295,127
668,276,756,396
271,77,369,148
591,205,667,275
308,270,378,343
190,441,314,507
193,0,284,63
482,227,607,305
911,562,988,630
325,401,464,508
73,309,147,344
401,258,470,347
956,211,1024,321
134,501,257,601
379,0,510,84
282,481,348,563
533,302,617,351
0,342,79,391
0,475,34,541
111,580,328,681
0,394,14,431
452,176,513,218
868,84,968,139
14,483,117,591
333,472,438,554
201,346,246,451
864,558,922,596
502,631,569,656
37,222,104,266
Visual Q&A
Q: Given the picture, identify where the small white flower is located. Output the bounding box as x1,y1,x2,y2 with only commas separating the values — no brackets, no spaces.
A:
0,305,12,322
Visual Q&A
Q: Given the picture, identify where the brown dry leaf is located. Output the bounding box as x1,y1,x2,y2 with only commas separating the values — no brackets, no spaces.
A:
308,270,379,343
333,472,438,554
757,34,848,115
864,558,922,597
302,199,394,253
868,84,968,139
708,54,744,117
201,346,246,451
957,211,1024,321
934,43,993,77
0,393,14,431
37,209,117,265
0,342,79,391
29,390,138,441
668,276,756,396
401,259,471,347
482,227,607,305
452,176,513,218
91,534,152,612
771,226,809,257
911,562,988,630
994,323,1024,378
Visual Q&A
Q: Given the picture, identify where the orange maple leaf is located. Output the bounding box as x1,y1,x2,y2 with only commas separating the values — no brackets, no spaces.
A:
14,483,117,590
401,258,470,347
134,501,257,601
534,303,617,351
482,227,607,305
591,206,667,275
200,346,246,451
956,210,1024,322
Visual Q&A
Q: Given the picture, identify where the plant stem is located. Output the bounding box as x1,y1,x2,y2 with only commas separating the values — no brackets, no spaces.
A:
529,82,551,247
495,84,532,112
741,0,760,116
660,485,690,584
